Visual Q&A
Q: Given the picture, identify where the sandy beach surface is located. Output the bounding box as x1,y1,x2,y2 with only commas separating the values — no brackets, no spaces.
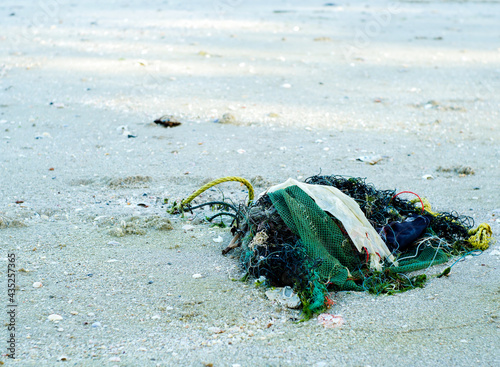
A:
1,0,499,366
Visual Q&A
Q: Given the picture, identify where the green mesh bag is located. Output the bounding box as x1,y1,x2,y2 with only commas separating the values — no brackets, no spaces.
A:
268,185,363,291
267,185,451,288
388,246,449,273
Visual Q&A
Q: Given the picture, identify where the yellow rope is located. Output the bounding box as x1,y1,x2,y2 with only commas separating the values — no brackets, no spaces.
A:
411,198,494,251
467,223,494,251
169,176,254,214
411,197,439,216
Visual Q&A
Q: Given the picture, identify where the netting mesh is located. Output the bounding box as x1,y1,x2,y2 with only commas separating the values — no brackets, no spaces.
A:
268,186,362,290
234,175,477,318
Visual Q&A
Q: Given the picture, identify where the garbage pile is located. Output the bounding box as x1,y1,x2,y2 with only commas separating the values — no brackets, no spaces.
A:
171,174,493,319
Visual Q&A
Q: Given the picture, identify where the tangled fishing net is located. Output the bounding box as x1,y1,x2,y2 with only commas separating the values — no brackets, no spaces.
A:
171,174,494,320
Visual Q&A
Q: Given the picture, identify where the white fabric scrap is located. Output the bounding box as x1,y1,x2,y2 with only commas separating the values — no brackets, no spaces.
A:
263,178,397,270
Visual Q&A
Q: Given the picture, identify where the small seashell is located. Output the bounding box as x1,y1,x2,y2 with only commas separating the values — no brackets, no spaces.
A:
192,274,203,279
33,282,43,288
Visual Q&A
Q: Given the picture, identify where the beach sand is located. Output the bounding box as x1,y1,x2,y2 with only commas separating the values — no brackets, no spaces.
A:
1,1,499,365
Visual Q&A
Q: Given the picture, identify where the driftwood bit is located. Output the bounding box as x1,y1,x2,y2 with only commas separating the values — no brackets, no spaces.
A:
222,232,242,255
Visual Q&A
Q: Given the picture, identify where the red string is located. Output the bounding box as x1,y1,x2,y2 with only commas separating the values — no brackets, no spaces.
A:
324,295,335,308
364,247,369,264
391,191,425,214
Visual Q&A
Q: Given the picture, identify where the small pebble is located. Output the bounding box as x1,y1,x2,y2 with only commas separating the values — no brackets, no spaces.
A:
192,274,203,279
33,282,43,288
109,356,121,362
92,322,102,328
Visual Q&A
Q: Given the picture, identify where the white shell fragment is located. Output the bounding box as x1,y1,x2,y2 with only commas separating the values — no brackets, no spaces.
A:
356,155,384,165
48,314,63,322
32,282,43,288
318,314,344,328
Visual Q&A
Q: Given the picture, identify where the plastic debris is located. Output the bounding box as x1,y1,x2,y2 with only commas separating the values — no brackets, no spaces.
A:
265,286,301,309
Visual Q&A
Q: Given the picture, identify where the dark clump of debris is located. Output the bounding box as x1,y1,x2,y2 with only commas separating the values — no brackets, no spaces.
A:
171,174,493,320
232,175,480,318
154,115,182,128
